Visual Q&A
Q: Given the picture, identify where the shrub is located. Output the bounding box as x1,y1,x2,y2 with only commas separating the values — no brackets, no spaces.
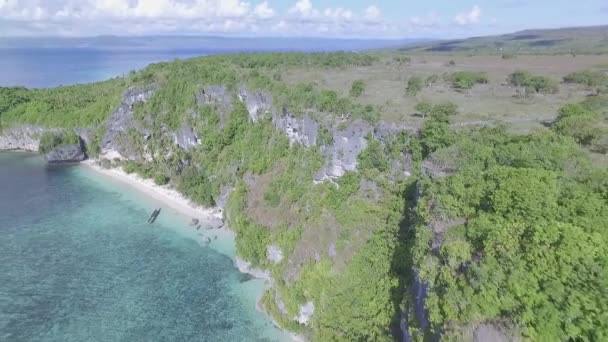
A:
406,76,423,96
426,74,440,86
508,71,558,94
449,71,488,90
153,174,170,186
318,127,334,146
552,104,603,146
38,130,80,154
349,80,366,97
393,55,411,65
563,70,608,87
420,103,457,155
415,102,433,117
507,70,532,87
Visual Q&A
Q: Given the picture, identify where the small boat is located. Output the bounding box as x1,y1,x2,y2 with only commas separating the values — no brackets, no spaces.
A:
148,208,161,224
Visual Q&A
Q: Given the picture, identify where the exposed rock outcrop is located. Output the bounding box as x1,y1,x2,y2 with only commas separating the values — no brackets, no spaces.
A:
234,256,271,281
102,86,156,159
314,119,372,182
295,302,315,325
172,120,199,150
273,112,319,147
0,125,48,151
45,144,86,164
239,86,273,122
196,85,233,114
267,245,284,264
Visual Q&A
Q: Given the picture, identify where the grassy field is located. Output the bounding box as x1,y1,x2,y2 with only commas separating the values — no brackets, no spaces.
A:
281,53,607,131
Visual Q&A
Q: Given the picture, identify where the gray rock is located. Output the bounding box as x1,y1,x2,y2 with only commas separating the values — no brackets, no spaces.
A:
374,121,417,143
0,125,49,151
272,112,319,147
209,217,225,229
474,324,518,342
238,86,273,122
234,256,271,280
172,121,199,150
295,301,315,325
102,86,155,157
267,245,284,264
196,85,233,113
45,144,86,164
314,119,372,182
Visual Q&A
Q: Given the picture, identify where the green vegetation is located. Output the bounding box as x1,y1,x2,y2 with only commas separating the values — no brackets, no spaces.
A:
410,121,608,340
449,71,488,90
508,70,559,94
38,130,80,153
1,80,125,128
564,70,608,94
2,50,608,342
552,102,608,152
349,80,366,97
406,76,423,96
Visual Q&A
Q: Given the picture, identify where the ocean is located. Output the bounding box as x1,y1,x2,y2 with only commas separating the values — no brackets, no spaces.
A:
0,48,212,88
0,36,414,88
0,152,288,341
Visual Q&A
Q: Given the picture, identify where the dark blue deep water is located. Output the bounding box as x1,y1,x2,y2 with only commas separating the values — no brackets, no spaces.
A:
0,153,286,341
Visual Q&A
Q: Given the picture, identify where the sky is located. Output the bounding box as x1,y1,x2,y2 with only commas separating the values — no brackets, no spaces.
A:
0,0,606,39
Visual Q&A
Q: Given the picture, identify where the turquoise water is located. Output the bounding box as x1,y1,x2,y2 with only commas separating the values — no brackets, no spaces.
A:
0,152,286,341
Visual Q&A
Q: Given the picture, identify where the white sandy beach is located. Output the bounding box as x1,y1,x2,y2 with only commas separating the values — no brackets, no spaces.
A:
82,160,225,227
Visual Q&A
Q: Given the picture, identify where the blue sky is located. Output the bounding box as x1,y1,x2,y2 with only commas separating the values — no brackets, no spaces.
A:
0,0,606,38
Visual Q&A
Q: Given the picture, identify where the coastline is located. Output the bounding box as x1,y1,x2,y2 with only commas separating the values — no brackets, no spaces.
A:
81,159,305,341
81,160,225,228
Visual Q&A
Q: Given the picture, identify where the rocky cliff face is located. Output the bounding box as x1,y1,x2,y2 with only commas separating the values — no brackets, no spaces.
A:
272,112,319,147
45,144,86,164
314,119,372,182
0,125,48,151
239,86,273,122
102,86,156,159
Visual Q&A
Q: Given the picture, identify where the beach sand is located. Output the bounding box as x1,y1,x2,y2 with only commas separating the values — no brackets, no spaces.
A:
81,160,225,226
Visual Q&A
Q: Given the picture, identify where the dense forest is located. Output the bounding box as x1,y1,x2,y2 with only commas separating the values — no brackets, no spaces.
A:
1,52,607,341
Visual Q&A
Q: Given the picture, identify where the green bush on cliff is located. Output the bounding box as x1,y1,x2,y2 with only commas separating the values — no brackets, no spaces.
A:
38,130,80,154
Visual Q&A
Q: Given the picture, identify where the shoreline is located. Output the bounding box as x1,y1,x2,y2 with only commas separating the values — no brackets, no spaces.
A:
81,160,226,228
82,160,305,341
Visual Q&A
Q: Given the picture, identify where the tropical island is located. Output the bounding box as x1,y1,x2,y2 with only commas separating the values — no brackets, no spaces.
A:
1,26,607,342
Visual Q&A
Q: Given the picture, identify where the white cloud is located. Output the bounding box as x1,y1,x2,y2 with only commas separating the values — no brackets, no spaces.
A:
254,1,274,19
364,5,381,22
0,0,399,38
289,0,314,16
454,5,481,25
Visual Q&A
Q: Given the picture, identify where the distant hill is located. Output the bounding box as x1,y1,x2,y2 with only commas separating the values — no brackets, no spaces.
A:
400,25,608,55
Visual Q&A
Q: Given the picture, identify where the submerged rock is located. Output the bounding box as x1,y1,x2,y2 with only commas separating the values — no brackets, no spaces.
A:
45,144,86,164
